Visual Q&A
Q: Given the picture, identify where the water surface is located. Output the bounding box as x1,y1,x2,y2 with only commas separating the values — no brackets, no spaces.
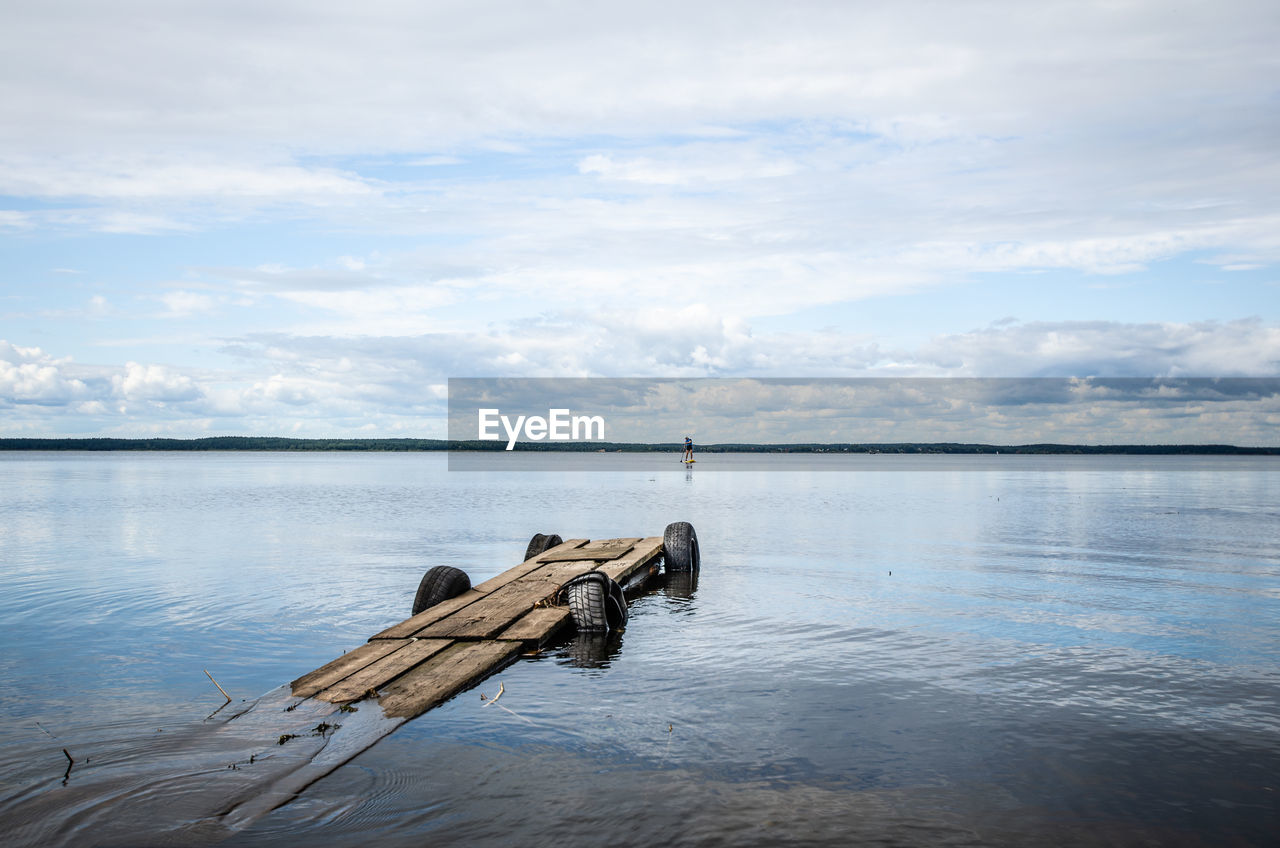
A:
1,452,1277,845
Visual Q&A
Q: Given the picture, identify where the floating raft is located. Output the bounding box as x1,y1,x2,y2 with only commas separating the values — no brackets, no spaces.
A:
4,531,691,847
290,536,664,719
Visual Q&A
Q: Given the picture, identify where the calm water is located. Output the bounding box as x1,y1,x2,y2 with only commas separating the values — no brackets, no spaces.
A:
0,452,1277,846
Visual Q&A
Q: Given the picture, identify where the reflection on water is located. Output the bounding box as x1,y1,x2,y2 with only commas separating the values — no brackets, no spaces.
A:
1,452,1277,846
559,632,624,669
663,570,699,601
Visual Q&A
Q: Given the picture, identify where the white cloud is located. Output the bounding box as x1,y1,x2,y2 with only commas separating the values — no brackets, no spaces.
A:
224,315,1280,386
111,362,203,403
159,291,218,318
1,1,1276,296
95,211,193,235
6,314,1278,438
0,341,91,405
578,149,799,185
0,210,31,230
0,157,374,201
1,1,1272,149
917,319,1280,378
2,2,1277,438
242,375,325,408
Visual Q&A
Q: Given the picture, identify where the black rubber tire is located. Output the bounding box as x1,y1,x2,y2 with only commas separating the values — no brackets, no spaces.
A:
663,521,700,573
566,571,627,633
524,533,564,562
412,565,471,615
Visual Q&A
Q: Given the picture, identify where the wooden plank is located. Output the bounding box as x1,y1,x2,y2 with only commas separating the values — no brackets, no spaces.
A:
586,536,640,550
531,537,595,561
369,588,487,640
521,559,614,587
499,606,572,649
316,638,454,704
415,577,565,639
472,538,589,592
597,536,665,582
538,538,640,562
291,639,409,698
377,640,524,719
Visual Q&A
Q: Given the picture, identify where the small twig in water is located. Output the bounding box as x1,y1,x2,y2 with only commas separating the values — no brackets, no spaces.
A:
480,681,505,706
35,721,57,739
489,701,533,723
659,723,674,766
204,669,232,703
480,682,531,723
62,748,74,784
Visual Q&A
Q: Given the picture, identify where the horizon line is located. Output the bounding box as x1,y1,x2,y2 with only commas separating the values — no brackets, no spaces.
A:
1,437,1277,455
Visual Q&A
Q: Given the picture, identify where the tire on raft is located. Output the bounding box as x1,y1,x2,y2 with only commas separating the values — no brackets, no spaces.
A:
411,565,471,615
564,570,627,633
663,521,700,573
524,533,564,562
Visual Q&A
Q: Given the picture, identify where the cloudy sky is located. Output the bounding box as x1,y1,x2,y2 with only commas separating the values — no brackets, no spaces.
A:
2,0,1278,439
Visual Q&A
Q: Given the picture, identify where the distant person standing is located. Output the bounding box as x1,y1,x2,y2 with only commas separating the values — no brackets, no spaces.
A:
683,435,693,462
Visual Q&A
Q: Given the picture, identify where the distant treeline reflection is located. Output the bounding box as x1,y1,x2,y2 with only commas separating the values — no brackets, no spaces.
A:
0,437,1276,454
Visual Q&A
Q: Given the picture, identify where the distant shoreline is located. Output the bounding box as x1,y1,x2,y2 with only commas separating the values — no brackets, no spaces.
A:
0,437,1276,455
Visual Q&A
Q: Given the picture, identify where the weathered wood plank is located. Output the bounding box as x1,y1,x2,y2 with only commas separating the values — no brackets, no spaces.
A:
538,537,640,562
316,638,454,704
533,537,596,560
471,538,589,592
377,640,524,719
597,536,665,582
499,606,572,649
291,639,409,698
520,559,614,587
369,588,487,640
415,578,565,639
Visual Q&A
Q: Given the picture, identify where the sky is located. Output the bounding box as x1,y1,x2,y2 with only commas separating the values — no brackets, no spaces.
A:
446,378,1280,445
2,0,1278,440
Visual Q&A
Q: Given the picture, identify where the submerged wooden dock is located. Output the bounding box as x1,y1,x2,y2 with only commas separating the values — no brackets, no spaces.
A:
291,535,665,718
4,529,696,846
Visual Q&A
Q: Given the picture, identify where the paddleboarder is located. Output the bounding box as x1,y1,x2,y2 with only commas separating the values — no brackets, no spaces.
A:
682,435,693,463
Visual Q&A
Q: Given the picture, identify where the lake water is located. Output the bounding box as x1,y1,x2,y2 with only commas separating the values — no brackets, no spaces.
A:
0,452,1277,846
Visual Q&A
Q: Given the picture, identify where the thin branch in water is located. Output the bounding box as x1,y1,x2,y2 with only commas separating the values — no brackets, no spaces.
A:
204,669,232,703
62,749,74,784
35,721,57,739
488,701,533,724
480,681,505,706
480,682,532,723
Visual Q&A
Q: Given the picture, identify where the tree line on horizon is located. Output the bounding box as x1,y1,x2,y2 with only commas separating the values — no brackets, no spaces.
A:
0,437,1275,455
